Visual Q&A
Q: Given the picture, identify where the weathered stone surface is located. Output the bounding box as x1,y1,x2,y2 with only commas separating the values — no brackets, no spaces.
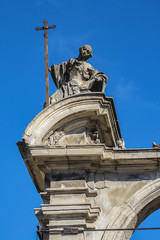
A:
49,45,108,103
21,93,121,147
17,94,160,240
153,142,160,148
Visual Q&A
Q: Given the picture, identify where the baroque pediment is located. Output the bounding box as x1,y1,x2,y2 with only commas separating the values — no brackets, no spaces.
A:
22,93,121,147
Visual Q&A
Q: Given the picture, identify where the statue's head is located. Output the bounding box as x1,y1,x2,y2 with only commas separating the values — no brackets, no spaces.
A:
78,45,93,61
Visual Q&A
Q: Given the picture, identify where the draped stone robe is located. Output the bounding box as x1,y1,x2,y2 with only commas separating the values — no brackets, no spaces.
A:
50,58,108,103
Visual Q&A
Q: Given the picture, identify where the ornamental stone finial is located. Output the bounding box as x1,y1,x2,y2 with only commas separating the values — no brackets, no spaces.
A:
152,142,160,148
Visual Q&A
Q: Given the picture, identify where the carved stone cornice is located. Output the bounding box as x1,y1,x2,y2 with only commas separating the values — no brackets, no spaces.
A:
35,203,101,232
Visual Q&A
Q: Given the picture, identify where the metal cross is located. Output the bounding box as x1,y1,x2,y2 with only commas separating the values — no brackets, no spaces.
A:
35,20,56,107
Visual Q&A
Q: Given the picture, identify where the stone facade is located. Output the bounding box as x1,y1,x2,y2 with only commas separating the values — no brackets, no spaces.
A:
17,93,160,240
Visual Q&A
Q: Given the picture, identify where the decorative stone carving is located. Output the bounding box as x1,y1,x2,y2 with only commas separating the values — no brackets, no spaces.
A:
48,130,64,146
21,94,122,147
49,45,108,103
152,142,160,149
86,127,100,144
47,126,100,146
116,138,125,149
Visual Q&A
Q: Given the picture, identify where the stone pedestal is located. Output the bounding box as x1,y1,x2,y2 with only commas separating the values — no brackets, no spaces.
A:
17,93,160,240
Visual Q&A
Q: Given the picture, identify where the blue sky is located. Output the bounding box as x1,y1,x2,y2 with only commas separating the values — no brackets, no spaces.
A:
1,0,160,239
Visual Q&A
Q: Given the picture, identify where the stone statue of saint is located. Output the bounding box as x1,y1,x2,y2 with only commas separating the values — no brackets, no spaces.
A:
49,45,108,103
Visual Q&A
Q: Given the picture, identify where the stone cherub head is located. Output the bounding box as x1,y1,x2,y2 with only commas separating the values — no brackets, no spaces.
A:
78,45,93,61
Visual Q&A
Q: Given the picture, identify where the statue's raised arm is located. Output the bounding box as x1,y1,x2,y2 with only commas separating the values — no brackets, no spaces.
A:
49,45,108,103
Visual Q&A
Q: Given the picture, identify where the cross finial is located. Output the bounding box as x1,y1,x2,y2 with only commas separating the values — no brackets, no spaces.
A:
43,19,48,24
35,20,56,107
